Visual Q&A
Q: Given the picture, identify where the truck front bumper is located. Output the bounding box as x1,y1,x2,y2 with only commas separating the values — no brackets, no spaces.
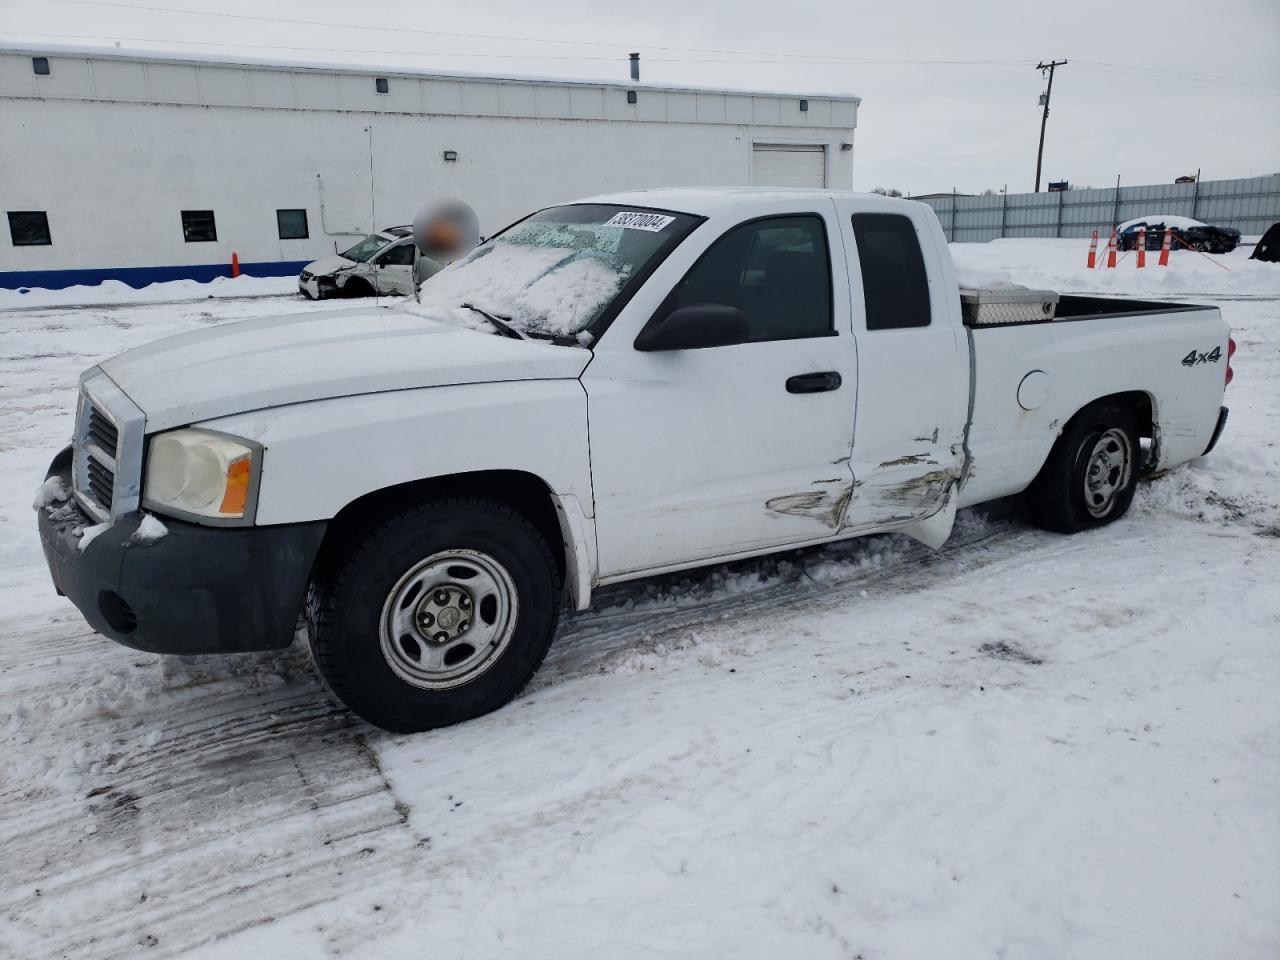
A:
37,447,327,655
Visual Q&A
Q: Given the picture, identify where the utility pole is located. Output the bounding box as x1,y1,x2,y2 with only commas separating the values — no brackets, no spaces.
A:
1034,59,1067,193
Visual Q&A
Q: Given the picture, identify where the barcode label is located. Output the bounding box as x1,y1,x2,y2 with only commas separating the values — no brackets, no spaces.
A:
604,211,676,232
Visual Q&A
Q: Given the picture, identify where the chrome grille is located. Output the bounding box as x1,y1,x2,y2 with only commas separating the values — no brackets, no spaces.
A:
86,406,119,458
72,374,144,523
86,455,116,511
77,397,120,518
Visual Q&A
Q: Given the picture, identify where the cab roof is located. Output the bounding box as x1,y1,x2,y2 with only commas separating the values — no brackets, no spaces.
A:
576,187,918,218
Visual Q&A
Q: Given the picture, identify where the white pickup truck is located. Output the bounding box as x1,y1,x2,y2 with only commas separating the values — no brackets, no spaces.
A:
37,188,1233,732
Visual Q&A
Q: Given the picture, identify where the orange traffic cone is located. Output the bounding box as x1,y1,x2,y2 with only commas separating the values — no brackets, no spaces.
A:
231,252,241,278
1106,229,1118,268
1086,229,1099,269
1158,228,1172,267
1136,227,1146,268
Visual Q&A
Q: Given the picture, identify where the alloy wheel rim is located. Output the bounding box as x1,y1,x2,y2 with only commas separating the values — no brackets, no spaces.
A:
379,549,518,690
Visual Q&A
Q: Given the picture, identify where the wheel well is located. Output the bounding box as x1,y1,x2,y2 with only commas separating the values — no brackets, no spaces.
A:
1063,390,1157,467
316,470,568,578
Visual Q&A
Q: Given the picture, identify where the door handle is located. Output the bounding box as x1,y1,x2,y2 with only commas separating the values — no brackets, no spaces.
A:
786,371,843,394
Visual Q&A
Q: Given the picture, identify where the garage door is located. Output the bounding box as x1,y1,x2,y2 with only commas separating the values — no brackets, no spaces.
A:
751,144,827,188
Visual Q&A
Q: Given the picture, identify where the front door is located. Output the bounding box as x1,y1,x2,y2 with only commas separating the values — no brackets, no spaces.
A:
583,205,859,580
373,240,417,295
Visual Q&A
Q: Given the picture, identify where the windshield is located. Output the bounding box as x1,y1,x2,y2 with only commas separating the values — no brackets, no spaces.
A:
403,204,699,343
341,234,394,262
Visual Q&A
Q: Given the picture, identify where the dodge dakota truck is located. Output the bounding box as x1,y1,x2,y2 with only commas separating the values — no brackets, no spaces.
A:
36,188,1233,732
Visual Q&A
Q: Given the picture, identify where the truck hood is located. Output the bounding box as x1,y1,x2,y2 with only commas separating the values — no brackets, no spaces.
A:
100,306,592,433
304,254,358,276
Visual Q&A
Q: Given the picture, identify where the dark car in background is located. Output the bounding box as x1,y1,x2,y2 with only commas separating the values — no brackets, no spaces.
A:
1118,215,1241,254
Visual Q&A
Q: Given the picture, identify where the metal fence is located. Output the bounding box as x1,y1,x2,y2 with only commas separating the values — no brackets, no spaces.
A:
916,174,1280,242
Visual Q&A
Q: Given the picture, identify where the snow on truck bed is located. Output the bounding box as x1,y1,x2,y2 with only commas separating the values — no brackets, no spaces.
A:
0,242,1277,959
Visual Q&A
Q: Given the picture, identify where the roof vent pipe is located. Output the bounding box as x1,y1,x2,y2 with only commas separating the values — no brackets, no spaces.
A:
629,52,640,82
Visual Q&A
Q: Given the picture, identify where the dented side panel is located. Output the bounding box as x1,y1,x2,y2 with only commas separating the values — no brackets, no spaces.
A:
832,196,971,535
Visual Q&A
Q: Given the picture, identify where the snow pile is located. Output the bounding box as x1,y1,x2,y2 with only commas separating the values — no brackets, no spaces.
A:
951,238,1280,298
132,513,169,544
76,522,111,551
0,274,299,309
32,476,68,510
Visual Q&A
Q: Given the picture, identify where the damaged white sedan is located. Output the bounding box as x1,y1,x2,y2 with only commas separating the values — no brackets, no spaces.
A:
37,188,1233,732
297,227,420,299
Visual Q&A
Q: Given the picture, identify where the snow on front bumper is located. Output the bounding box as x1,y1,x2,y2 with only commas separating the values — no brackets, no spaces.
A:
36,446,328,655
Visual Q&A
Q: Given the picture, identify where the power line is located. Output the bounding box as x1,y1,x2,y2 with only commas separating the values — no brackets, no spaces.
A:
1,32,627,62
13,2,1279,89
38,0,1035,65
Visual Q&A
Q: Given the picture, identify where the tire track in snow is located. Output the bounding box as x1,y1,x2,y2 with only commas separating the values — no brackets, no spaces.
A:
0,641,423,959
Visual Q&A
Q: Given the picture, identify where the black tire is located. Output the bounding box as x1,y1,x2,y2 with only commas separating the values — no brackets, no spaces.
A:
307,497,562,732
340,277,373,299
1025,401,1140,534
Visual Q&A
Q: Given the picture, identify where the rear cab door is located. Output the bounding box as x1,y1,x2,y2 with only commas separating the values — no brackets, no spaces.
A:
831,198,969,531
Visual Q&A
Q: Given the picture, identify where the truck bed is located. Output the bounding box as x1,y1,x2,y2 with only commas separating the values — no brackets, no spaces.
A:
958,297,1229,510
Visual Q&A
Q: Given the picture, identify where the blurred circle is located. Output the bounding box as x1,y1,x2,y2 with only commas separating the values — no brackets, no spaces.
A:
413,198,479,262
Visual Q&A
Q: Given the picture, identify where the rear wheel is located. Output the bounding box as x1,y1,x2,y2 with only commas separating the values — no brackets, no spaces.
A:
307,498,562,732
1025,401,1139,533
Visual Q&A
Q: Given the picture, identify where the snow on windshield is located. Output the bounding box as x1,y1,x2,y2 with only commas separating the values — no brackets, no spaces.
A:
401,243,624,342
399,206,689,342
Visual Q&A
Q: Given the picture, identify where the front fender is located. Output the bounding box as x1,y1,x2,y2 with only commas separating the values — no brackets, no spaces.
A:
198,380,597,603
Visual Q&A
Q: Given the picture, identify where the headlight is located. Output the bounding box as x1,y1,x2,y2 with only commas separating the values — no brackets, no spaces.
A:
143,428,259,522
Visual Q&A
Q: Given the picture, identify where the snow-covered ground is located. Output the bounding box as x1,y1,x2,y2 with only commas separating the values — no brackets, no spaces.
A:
1,248,1277,959
0,274,299,309
951,238,1279,299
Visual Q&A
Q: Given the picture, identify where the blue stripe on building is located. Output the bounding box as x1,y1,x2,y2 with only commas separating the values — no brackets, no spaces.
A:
0,259,310,291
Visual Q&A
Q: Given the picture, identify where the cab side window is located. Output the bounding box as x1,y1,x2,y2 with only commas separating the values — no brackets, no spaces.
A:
669,215,832,342
851,213,931,330
380,242,415,266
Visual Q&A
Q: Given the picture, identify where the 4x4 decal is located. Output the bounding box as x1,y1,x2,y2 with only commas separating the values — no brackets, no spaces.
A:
1182,346,1222,367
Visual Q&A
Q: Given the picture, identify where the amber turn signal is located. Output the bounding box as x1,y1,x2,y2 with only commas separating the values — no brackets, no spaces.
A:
219,458,252,515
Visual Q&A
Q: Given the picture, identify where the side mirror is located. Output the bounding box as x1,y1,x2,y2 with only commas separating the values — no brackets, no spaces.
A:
634,304,749,352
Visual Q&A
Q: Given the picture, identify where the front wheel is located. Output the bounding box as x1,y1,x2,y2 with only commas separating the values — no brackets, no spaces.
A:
307,498,562,732
1025,401,1140,533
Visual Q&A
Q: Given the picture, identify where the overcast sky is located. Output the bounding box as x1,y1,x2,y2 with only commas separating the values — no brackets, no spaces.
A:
3,0,1277,194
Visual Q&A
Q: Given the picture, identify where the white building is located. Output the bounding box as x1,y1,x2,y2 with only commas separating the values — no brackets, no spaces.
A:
0,44,859,289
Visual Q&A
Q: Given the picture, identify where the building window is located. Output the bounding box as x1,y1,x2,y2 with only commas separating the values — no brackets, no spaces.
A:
851,213,931,330
181,210,217,242
7,211,52,246
375,77,389,94
276,208,309,240
32,57,50,76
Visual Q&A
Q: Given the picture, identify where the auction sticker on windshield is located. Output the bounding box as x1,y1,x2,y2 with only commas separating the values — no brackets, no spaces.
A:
604,211,676,232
